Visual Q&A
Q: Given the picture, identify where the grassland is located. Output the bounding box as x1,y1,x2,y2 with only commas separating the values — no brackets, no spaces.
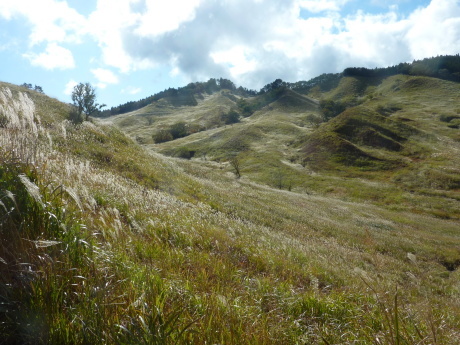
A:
107,75,460,218
1,76,460,344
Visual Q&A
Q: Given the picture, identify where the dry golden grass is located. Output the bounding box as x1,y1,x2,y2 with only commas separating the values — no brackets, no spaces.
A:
1,79,459,344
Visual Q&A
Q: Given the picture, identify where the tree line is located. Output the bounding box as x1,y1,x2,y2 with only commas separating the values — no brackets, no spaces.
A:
342,55,460,81
98,78,257,117
256,55,460,97
21,83,44,94
97,55,460,118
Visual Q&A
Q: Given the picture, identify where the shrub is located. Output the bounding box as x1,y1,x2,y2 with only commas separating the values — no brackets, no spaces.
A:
305,113,322,127
153,129,173,143
187,123,205,134
319,99,345,121
439,114,460,122
229,156,241,178
170,122,188,139
69,105,84,124
221,110,240,124
175,147,194,159
376,104,402,116
237,99,254,117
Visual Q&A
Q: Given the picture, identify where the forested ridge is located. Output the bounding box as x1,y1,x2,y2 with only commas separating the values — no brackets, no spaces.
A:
99,54,460,117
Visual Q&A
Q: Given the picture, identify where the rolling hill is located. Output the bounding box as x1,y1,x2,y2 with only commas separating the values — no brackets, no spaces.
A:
105,72,460,217
1,58,460,344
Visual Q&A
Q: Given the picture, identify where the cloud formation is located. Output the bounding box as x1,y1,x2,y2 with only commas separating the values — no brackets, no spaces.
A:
104,0,460,88
121,86,142,95
23,43,75,70
0,0,86,45
64,79,78,96
299,0,351,13
91,68,119,89
2,0,460,90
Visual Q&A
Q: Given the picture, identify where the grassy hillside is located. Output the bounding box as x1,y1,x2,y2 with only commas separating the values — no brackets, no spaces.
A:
304,76,460,196
1,77,460,345
107,74,460,217
104,87,321,191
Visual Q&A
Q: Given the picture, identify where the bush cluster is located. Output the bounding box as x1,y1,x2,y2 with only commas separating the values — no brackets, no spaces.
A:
153,122,205,144
319,99,346,121
221,110,240,124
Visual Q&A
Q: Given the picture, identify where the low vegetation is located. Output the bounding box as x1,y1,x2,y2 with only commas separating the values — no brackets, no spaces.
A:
1,56,460,344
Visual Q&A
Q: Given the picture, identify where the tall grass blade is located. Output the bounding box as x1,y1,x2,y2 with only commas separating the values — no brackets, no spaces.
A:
18,174,44,208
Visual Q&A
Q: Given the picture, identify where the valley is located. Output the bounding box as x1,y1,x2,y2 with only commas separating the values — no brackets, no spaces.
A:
1,58,460,344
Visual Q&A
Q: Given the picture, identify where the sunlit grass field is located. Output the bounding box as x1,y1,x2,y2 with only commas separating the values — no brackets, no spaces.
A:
1,78,459,344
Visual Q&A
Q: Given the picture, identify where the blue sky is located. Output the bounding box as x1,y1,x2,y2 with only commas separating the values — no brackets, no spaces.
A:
0,0,458,108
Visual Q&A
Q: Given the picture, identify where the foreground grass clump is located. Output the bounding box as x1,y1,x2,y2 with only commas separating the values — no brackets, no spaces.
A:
0,156,91,344
0,129,203,343
1,83,460,343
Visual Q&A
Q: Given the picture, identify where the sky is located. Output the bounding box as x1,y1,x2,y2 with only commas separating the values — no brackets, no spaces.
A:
0,0,459,108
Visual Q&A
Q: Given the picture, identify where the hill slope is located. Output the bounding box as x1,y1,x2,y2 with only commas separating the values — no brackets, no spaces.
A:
107,73,460,216
1,77,460,344
303,75,460,195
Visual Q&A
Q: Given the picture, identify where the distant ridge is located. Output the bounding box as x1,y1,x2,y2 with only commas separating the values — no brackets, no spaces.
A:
100,54,460,117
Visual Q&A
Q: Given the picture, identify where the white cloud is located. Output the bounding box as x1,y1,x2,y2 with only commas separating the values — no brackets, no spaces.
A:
299,0,350,13
23,43,75,70
91,68,119,89
134,0,203,37
85,0,204,72
211,46,257,78
113,0,414,87
405,0,460,58
86,0,140,72
2,0,460,92
64,79,78,96
118,1,302,84
0,0,87,46
333,11,410,64
121,86,142,95
91,68,119,84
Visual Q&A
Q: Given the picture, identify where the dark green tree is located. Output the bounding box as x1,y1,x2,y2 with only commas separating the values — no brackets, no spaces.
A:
229,156,241,178
218,78,236,90
237,99,254,117
319,99,345,121
153,129,173,143
69,105,84,124
71,83,105,121
21,83,44,93
222,110,240,124
169,122,188,139
33,85,44,93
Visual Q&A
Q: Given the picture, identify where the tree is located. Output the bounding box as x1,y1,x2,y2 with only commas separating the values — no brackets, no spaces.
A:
229,156,242,178
34,85,44,93
319,99,345,122
273,168,285,189
69,105,84,124
21,83,44,93
222,110,240,125
71,82,105,121
169,122,188,139
175,147,194,159
153,129,173,143
237,99,254,117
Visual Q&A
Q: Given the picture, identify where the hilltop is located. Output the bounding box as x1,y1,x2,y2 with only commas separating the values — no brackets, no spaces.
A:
104,61,460,218
1,56,460,344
